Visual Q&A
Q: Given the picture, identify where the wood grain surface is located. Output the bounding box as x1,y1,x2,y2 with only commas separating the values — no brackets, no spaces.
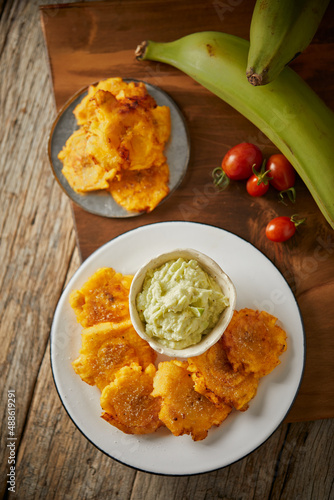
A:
0,0,333,498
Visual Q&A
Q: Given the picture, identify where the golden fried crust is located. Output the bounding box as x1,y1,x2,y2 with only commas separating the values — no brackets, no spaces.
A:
188,339,259,411
221,309,287,377
152,360,232,441
101,363,162,435
57,77,171,213
72,322,156,391
151,106,171,144
69,267,133,328
89,91,169,174
58,128,116,193
108,162,170,213
74,78,149,126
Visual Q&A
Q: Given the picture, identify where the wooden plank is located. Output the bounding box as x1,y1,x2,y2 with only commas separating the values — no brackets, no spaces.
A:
129,420,334,500
0,1,333,498
0,0,78,496
40,0,334,423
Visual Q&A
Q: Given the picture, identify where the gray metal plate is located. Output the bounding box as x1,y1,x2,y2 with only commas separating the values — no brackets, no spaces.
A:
48,79,190,218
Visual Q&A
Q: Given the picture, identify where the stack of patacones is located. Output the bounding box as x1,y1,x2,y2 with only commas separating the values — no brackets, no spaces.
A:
70,267,287,441
58,78,171,213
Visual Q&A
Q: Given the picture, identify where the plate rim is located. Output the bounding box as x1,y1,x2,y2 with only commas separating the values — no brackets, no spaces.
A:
50,220,306,476
47,79,190,218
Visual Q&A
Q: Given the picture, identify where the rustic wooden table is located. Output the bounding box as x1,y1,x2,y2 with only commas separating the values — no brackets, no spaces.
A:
1,0,333,498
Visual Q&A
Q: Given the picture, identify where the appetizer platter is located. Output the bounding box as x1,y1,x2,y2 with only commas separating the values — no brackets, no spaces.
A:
50,221,305,475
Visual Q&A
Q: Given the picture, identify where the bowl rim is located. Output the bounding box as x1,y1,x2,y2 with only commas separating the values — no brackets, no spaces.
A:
129,248,237,358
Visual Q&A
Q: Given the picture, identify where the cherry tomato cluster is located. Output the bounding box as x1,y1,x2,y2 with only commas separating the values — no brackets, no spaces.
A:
216,142,296,198
213,143,305,242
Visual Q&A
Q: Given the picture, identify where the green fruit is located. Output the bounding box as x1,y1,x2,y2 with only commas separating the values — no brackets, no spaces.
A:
247,0,330,86
136,32,334,229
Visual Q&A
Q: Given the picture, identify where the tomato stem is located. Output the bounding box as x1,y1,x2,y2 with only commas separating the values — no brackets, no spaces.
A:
212,167,230,190
252,160,272,186
279,187,296,204
291,214,306,227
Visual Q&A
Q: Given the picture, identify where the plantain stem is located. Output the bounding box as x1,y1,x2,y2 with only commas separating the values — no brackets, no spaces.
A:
135,41,148,60
246,69,264,86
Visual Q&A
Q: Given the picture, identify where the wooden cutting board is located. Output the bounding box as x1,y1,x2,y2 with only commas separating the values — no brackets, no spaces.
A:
40,0,334,422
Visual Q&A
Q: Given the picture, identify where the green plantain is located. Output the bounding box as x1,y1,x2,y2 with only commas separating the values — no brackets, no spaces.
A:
246,0,330,86
136,31,334,228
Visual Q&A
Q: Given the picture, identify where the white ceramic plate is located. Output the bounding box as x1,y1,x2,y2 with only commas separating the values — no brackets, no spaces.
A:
50,222,305,475
48,80,190,218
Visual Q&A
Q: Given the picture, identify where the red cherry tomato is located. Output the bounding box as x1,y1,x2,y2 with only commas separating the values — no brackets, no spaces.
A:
265,215,305,242
267,154,296,191
246,161,272,197
246,175,270,196
222,143,263,180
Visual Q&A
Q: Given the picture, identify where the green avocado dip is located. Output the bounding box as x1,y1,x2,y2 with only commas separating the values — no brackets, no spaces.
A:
136,257,229,349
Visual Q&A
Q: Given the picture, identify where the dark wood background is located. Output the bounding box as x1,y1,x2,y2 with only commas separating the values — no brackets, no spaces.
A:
1,0,333,498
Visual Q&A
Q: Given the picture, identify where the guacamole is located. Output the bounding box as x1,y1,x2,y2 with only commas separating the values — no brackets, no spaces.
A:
136,257,229,349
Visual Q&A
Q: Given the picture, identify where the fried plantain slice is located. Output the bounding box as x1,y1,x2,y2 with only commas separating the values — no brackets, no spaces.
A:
58,128,117,193
101,363,162,435
74,78,149,126
88,89,169,174
69,267,133,328
152,360,232,441
221,309,287,377
188,338,259,411
72,321,156,391
108,162,170,213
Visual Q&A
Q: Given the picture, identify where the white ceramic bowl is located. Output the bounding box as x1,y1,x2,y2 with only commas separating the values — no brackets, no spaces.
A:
129,248,237,358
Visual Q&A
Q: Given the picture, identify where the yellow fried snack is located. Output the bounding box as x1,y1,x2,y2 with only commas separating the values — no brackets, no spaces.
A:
58,77,171,213
150,105,172,145
83,90,124,180
221,309,287,377
101,363,162,435
69,267,133,328
108,162,170,213
58,128,116,192
74,78,149,126
88,89,168,173
152,360,232,441
188,339,259,411
72,321,156,391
